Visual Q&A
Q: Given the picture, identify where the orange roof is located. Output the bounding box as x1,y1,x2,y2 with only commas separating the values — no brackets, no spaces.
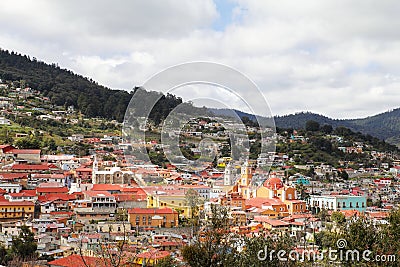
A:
9,190,36,197
254,216,289,226
12,164,49,170
92,184,123,191
37,187,69,193
136,250,170,259
32,174,65,178
6,149,41,154
253,217,289,226
338,210,361,217
38,193,75,202
263,177,284,190
0,200,34,206
368,211,389,219
75,167,92,172
48,254,109,267
0,172,28,179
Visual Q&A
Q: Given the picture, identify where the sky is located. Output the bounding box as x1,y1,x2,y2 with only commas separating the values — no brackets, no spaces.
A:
1,0,400,119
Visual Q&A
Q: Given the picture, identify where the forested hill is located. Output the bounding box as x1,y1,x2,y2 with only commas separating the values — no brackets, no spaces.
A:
212,108,400,146
3,49,400,145
0,49,195,122
276,111,400,146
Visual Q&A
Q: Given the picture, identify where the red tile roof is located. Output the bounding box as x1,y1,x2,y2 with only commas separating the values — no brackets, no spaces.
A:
38,193,76,202
9,190,36,197
12,164,49,170
36,187,69,194
114,194,146,202
32,174,65,179
136,250,170,260
6,149,41,154
75,167,92,172
48,254,109,267
0,172,28,179
91,184,123,191
0,200,34,206
253,217,289,226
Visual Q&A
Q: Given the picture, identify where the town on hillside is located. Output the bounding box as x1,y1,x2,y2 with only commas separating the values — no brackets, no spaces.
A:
0,80,399,266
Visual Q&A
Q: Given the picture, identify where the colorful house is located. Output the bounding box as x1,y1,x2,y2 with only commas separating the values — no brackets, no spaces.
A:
0,199,35,221
307,195,367,213
128,207,178,228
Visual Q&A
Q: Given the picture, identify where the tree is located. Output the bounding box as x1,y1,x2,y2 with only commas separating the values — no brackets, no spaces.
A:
182,205,240,267
0,245,7,266
9,225,37,261
14,136,41,149
320,124,333,134
77,219,135,267
184,189,204,220
305,120,320,132
240,232,296,267
339,170,349,180
295,183,309,201
331,211,346,225
155,255,177,267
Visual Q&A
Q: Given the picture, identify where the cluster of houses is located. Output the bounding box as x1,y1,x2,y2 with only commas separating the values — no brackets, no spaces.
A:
0,135,398,266
0,82,399,266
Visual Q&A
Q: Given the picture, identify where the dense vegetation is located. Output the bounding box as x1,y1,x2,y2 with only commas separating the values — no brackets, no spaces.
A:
0,226,38,266
214,109,400,146
0,49,200,123
182,205,400,267
275,111,400,146
276,121,399,169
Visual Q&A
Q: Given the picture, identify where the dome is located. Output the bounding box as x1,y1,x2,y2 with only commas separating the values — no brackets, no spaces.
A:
263,177,284,190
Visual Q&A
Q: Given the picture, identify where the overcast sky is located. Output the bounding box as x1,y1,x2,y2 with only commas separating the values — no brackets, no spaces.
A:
1,0,400,119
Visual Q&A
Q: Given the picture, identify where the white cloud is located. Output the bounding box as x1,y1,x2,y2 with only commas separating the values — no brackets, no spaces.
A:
0,0,400,119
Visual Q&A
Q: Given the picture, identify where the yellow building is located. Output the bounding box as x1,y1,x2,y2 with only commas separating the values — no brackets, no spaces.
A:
256,176,306,215
132,250,170,266
0,200,35,221
237,162,254,199
147,192,191,217
217,157,232,168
